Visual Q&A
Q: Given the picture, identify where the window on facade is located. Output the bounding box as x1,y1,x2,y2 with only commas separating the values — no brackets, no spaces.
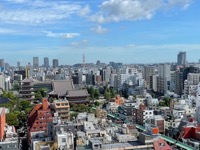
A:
62,138,66,142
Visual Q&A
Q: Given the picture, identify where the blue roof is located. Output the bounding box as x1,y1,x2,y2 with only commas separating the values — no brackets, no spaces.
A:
0,97,10,104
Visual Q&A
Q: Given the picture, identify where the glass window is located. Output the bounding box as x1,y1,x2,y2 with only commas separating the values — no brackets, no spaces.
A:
62,138,66,142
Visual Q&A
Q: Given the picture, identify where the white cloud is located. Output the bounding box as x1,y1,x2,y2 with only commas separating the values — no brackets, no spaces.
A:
70,39,88,47
91,25,108,34
78,5,91,17
0,28,16,34
166,0,192,10
89,0,192,23
43,31,80,38
5,0,28,3
127,44,136,48
63,33,80,39
0,0,82,24
90,0,161,23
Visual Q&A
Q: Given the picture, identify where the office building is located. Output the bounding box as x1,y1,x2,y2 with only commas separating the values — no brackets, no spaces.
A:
17,61,20,68
177,51,186,66
44,57,49,68
144,66,155,89
156,63,171,94
0,59,4,72
171,69,184,96
4,63,9,70
53,59,59,68
33,57,39,69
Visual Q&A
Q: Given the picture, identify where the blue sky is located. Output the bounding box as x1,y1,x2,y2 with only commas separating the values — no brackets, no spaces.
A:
0,0,200,66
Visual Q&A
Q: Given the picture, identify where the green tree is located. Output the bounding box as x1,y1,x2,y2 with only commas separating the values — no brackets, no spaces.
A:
19,100,33,111
105,89,111,100
6,112,19,127
163,97,171,107
94,89,100,99
159,98,171,107
35,91,42,100
49,97,54,103
87,86,95,100
70,112,78,120
94,101,100,106
110,88,116,98
39,88,47,97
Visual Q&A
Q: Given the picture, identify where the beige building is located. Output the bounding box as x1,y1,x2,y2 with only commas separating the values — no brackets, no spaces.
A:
53,99,70,121
96,107,107,119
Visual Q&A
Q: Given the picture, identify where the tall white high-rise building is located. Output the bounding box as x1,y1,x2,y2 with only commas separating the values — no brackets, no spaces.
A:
157,63,171,94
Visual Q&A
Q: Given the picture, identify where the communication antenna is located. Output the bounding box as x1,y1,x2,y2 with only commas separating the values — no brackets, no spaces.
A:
82,51,86,69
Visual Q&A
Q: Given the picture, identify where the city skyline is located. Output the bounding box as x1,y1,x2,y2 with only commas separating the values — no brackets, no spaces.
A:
0,0,200,65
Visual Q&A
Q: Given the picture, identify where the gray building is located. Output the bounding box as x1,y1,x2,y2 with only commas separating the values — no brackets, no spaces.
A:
0,59,4,71
44,57,49,68
33,57,39,69
157,63,171,94
144,66,155,89
17,61,20,68
177,51,186,66
53,59,59,68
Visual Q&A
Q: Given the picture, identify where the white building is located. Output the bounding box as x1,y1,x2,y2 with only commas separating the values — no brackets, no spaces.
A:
156,64,171,94
56,130,74,150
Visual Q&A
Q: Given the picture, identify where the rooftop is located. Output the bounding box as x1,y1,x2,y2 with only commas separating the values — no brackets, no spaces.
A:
50,79,74,96
67,89,89,97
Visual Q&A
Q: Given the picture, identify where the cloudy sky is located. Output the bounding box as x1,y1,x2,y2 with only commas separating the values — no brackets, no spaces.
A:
0,0,199,65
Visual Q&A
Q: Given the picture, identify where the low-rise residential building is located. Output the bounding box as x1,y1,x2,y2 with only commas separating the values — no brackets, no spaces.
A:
28,98,53,146
133,103,154,125
96,107,107,119
0,107,19,150
153,138,172,150
53,99,70,121
150,115,165,133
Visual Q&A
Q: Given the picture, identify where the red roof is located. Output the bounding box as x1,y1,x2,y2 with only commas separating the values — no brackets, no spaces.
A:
153,139,172,150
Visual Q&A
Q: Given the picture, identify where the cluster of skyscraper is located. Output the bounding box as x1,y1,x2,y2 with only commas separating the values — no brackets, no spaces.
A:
33,57,59,69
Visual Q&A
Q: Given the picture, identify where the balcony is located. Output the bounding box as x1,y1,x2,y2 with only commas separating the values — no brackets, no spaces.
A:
57,109,70,112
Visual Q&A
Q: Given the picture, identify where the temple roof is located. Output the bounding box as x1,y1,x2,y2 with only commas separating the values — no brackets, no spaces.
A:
66,89,89,97
50,79,74,97
21,78,33,83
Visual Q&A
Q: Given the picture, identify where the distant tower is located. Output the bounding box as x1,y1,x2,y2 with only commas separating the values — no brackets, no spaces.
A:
53,59,59,68
82,53,85,68
44,57,49,68
17,61,20,68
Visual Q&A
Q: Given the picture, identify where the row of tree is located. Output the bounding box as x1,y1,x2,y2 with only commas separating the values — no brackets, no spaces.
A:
87,87,100,100
87,86,117,100
159,97,171,107
0,91,34,136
